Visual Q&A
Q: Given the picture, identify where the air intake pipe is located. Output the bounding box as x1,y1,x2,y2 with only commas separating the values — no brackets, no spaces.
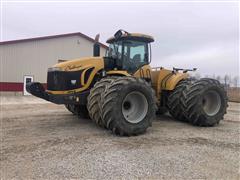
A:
93,34,100,57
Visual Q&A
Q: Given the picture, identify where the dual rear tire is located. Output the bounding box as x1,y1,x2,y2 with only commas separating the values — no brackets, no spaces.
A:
167,79,191,121
180,78,228,126
167,78,228,126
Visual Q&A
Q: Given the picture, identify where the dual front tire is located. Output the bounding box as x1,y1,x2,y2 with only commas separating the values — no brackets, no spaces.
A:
100,77,157,136
87,77,117,127
88,76,157,136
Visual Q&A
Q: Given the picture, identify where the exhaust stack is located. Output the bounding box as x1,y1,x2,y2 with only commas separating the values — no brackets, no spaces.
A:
93,34,100,57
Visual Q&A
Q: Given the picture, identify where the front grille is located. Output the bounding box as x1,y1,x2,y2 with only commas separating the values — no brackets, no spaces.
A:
47,70,84,91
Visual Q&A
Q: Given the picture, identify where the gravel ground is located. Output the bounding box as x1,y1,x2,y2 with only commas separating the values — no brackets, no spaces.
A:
0,96,240,179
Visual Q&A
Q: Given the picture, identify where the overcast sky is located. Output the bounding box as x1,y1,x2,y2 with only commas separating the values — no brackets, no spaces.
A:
1,1,239,77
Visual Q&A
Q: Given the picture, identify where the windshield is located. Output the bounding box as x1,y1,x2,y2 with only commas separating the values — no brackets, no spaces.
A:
105,40,149,73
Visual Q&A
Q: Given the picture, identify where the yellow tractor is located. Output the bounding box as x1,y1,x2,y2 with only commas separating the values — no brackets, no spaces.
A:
27,30,228,136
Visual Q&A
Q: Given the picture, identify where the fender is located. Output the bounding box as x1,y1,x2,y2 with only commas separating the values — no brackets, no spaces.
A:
162,72,189,90
107,70,131,76
134,65,152,79
151,68,189,100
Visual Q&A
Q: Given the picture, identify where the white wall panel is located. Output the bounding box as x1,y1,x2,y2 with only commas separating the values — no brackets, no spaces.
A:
0,35,106,83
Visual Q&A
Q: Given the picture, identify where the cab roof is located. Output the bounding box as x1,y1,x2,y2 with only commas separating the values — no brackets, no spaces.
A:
106,31,154,43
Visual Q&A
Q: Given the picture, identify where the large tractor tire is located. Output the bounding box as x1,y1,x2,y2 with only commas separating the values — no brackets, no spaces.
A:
181,78,228,126
100,77,157,136
65,104,89,119
87,77,118,127
167,79,191,122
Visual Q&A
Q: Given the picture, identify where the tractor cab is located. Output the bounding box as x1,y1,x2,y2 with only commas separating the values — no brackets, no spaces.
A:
104,30,154,73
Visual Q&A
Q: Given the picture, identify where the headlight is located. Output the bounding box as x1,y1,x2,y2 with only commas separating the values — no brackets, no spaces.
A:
48,67,62,72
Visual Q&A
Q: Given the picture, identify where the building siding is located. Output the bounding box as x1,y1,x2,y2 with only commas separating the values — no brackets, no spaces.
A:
0,35,106,87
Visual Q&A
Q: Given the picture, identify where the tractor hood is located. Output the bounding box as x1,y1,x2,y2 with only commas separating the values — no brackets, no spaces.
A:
51,56,104,72
46,56,105,94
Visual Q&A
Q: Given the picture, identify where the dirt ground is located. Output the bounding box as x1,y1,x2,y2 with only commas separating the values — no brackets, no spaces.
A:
0,96,240,179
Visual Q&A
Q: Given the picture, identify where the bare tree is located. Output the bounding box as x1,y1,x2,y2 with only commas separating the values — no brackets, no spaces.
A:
224,75,230,88
216,75,221,83
232,76,239,87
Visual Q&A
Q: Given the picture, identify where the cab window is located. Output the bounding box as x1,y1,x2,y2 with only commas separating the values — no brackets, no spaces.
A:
123,40,148,73
106,41,122,59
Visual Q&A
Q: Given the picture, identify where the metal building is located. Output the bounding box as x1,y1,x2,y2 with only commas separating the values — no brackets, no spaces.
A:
0,32,107,95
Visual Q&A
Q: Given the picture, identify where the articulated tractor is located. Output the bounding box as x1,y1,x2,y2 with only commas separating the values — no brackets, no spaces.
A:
27,30,228,136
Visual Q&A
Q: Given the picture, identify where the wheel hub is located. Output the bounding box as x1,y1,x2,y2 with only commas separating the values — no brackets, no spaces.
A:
202,90,221,116
123,101,131,110
122,91,148,124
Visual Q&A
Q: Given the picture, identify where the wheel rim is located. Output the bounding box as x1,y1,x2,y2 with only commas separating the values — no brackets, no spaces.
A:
202,90,221,116
122,91,148,124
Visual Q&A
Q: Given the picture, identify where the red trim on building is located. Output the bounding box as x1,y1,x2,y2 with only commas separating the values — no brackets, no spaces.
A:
0,32,108,49
0,82,47,91
0,82,23,91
